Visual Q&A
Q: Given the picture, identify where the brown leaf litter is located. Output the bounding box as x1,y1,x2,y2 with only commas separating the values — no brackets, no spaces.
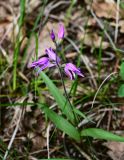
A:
78,31,109,49
92,0,124,19
104,141,124,160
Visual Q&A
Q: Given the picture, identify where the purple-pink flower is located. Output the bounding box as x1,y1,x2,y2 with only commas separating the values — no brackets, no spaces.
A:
64,63,84,80
30,47,61,74
30,57,49,73
30,57,56,74
58,23,64,39
45,47,60,63
30,23,84,79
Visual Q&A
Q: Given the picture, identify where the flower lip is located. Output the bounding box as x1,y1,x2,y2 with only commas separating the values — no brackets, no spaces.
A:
30,57,49,68
30,57,56,74
45,47,60,63
64,63,84,80
58,23,64,39
30,47,61,75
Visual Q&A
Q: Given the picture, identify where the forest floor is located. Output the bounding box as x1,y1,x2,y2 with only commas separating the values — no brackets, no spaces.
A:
0,0,124,160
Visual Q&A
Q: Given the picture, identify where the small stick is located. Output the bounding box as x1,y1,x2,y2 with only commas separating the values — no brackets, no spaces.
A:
91,72,117,109
114,0,120,43
46,124,50,159
3,107,23,160
72,142,92,160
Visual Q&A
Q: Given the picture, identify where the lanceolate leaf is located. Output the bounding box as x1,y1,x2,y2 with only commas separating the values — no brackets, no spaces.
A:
118,84,124,97
120,62,124,80
39,71,75,123
81,128,124,142
40,104,80,142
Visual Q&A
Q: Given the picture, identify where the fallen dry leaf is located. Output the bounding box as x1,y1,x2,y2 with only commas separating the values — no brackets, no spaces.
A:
78,31,109,49
87,17,97,26
92,1,124,19
28,131,46,151
65,52,77,59
104,141,124,160
110,20,124,33
105,0,115,3
119,20,124,33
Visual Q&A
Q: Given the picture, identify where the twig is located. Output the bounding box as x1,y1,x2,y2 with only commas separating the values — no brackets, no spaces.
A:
63,135,71,158
0,24,12,45
114,0,120,43
46,124,50,159
72,142,92,160
96,112,106,127
45,0,70,14
78,113,96,128
107,110,112,131
91,72,117,109
3,107,23,160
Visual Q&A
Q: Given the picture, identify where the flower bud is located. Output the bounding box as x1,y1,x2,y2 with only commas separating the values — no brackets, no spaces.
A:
50,30,55,41
58,23,64,39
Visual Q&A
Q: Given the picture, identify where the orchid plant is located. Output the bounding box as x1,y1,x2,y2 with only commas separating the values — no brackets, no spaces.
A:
29,23,124,143
30,23,84,124
30,23,84,80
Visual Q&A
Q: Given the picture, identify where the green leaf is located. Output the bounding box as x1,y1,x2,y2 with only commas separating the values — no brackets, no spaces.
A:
19,0,25,27
81,128,124,142
39,72,75,123
118,84,124,97
40,104,80,142
120,62,124,80
120,2,124,10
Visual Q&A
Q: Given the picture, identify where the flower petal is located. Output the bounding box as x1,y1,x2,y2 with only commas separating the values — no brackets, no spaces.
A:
76,71,84,77
64,66,73,80
30,57,49,68
58,23,64,39
45,48,60,63
64,63,84,80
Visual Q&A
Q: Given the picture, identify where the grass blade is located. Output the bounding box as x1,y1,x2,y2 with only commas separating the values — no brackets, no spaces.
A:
81,128,124,142
39,104,80,142
39,71,75,123
13,0,25,90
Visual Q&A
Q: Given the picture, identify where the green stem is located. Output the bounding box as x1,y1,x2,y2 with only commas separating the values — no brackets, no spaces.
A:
54,41,78,125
